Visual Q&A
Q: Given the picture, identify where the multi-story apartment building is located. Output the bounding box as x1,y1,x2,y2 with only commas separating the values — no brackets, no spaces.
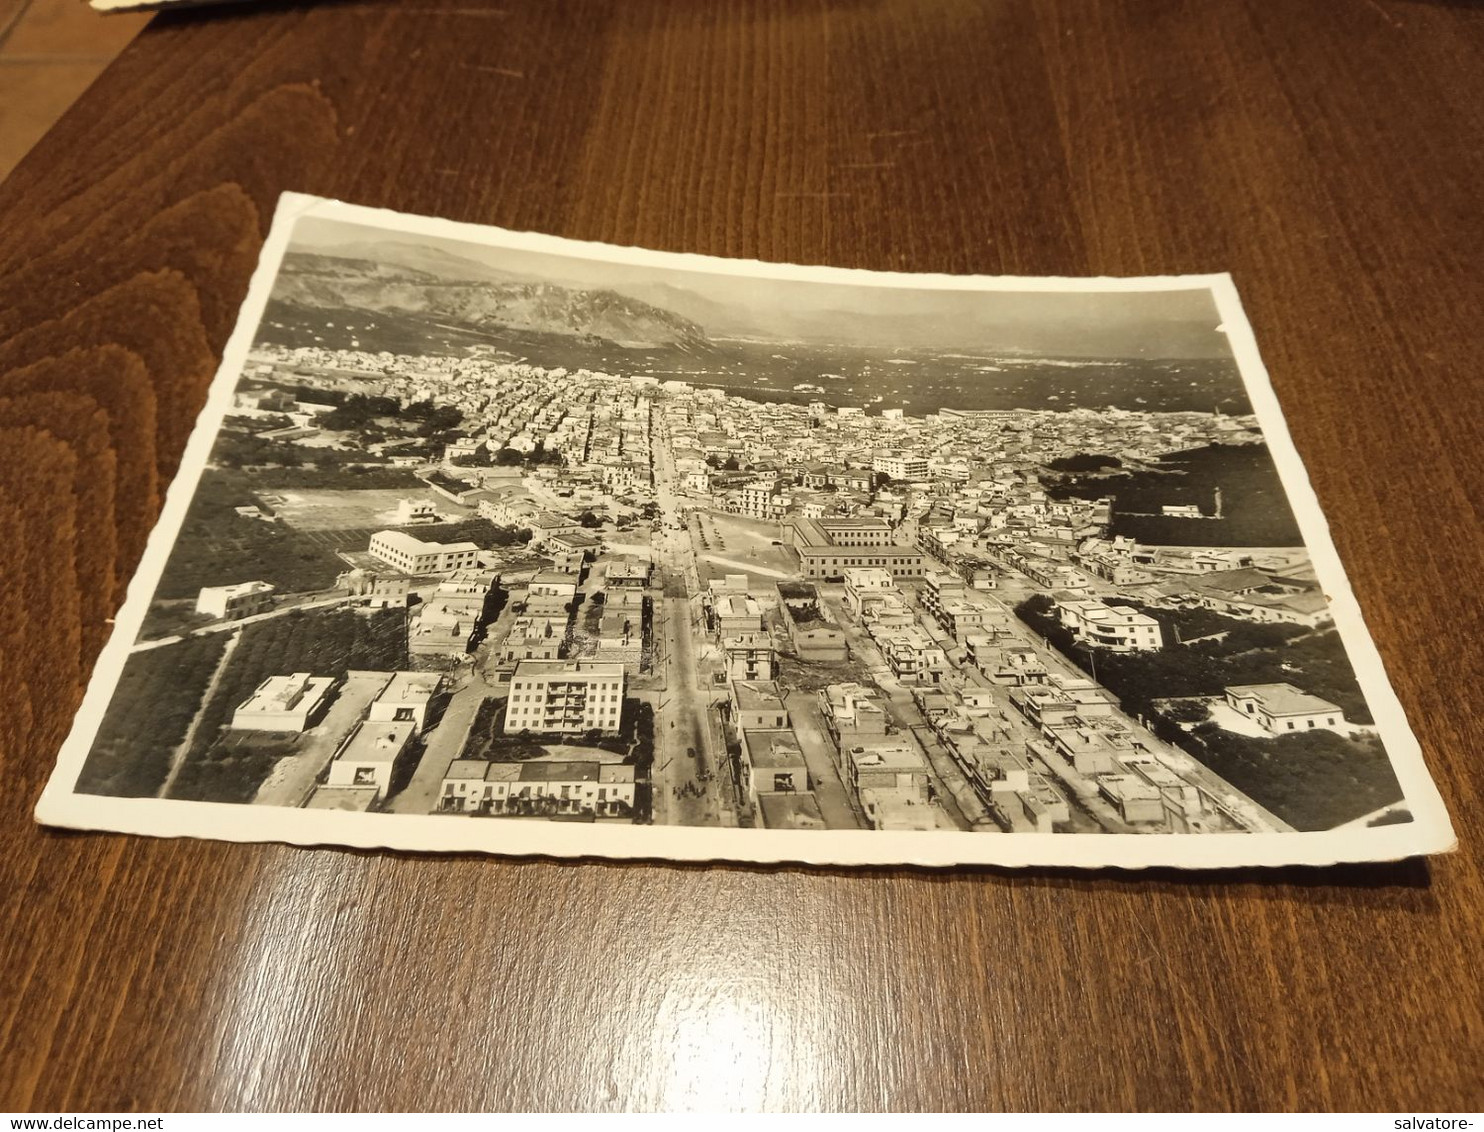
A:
918,572,966,624
1056,598,1163,651
872,452,931,482
368,530,481,575
735,480,782,520
503,661,626,735
877,629,949,684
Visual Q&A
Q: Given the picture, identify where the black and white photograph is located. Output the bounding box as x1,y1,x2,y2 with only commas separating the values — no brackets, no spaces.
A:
34,194,1454,867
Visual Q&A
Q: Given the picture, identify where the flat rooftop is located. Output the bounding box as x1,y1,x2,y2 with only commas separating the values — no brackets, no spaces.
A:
758,793,827,830
237,673,333,715
337,721,416,764
511,660,625,679
444,759,488,781
304,786,377,812
743,730,806,768
732,680,785,711
377,671,443,704
371,529,479,555
1226,682,1342,715
518,762,601,783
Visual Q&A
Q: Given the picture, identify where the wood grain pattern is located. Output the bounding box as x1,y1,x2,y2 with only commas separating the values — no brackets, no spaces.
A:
1,0,1481,1112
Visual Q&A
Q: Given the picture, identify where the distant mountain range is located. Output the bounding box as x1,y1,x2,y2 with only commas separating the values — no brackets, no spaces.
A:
273,245,710,351
277,237,1230,359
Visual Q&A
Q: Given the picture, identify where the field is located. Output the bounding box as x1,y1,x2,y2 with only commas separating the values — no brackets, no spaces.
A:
693,511,801,584
76,635,231,798
149,468,527,605
154,470,367,599
266,487,468,531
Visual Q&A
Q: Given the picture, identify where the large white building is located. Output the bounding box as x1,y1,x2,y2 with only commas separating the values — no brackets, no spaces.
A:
195,580,275,620
504,661,626,735
368,672,444,731
1056,598,1163,652
815,516,893,547
1224,683,1348,735
367,530,481,575
325,720,416,800
736,480,782,520
440,760,635,817
230,672,335,733
842,567,898,617
872,452,930,482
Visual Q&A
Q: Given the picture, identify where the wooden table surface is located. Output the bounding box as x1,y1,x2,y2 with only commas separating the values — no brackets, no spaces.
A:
2,0,1481,1113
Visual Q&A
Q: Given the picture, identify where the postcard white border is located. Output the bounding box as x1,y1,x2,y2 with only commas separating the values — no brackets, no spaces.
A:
34,192,1457,869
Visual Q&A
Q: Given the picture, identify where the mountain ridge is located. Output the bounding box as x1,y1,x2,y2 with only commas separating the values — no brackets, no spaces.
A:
273,249,711,350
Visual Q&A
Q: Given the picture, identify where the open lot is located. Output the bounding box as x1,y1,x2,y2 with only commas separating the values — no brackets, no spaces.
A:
265,487,470,531
693,510,801,585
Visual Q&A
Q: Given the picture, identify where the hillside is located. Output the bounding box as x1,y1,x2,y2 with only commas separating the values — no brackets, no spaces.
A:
272,250,710,350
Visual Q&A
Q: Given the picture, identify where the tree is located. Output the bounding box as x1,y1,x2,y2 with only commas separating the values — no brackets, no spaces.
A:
452,446,494,468
318,394,401,431
578,510,603,529
1045,453,1122,473
495,447,525,466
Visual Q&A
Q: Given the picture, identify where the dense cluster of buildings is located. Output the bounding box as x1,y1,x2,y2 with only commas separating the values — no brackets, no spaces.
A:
222,341,1352,833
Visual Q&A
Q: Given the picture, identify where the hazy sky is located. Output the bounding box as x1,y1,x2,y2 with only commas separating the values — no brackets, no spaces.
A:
290,216,1232,359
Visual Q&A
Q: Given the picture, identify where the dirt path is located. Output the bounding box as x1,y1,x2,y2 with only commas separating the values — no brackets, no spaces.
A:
158,630,241,798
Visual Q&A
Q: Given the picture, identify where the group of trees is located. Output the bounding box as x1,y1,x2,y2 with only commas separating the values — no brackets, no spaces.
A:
169,608,409,804
1016,594,1370,724
452,441,565,469
316,395,463,440
76,635,231,798
155,470,349,599
1044,443,1303,547
1014,594,1397,830
1177,723,1402,831
1044,453,1123,474
412,518,531,548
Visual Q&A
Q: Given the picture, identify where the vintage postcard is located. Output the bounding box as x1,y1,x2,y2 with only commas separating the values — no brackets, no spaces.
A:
35,193,1455,868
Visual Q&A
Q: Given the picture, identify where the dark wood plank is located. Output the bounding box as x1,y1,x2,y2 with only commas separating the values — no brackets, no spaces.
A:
0,0,1479,1112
